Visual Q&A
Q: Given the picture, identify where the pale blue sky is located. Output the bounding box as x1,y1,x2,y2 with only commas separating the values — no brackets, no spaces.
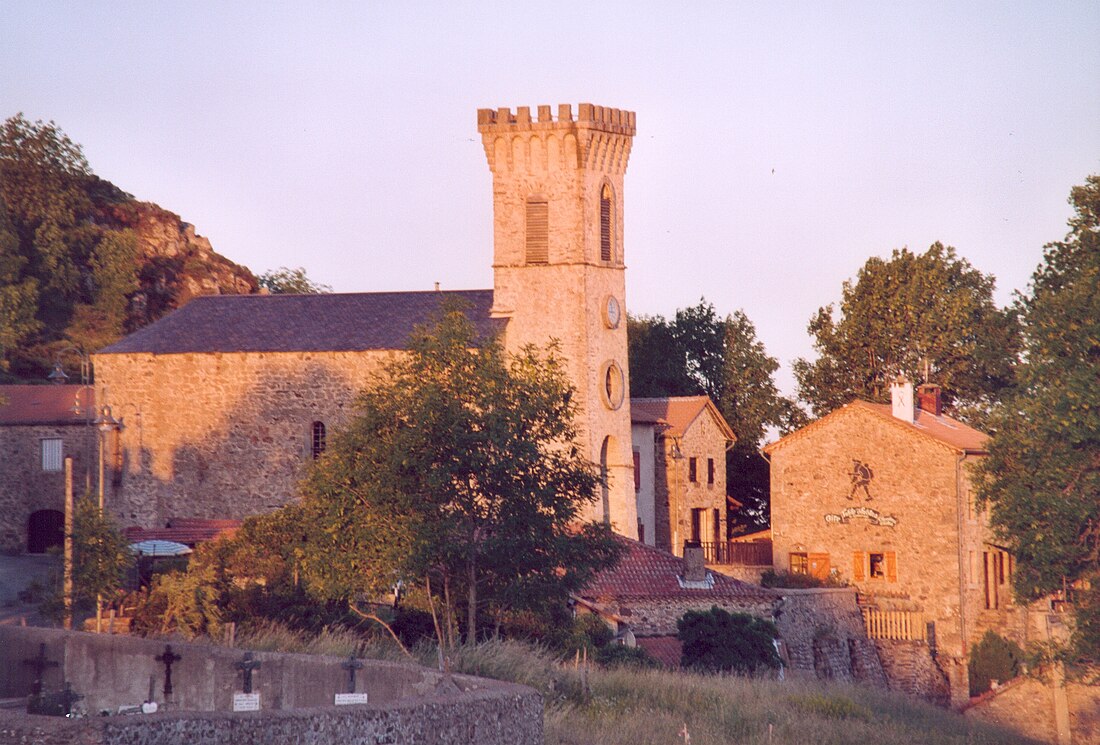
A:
4,1,1098,394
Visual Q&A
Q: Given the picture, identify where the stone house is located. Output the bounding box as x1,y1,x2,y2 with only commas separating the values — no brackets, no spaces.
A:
0,385,97,553
765,377,1026,705
91,103,641,537
630,396,735,556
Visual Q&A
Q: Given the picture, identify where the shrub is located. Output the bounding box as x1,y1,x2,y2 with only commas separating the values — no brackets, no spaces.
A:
968,631,1024,696
677,606,781,674
760,569,844,589
595,643,659,669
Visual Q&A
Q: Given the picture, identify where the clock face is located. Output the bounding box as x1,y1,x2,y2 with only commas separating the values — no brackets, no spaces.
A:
604,296,621,329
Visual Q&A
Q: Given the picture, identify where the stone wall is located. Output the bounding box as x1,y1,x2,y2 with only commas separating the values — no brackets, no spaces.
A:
0,422,97,553
615,596,776,638
93,350,395,528
0,625,541,745
965,671,1100,745
772,588,870,678
874,640,951,705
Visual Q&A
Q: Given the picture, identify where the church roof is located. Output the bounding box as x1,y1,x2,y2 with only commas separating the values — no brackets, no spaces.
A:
630,395,736,442
763,399,988,455
579,536,774,603
0,385,94,425
96,290,504,355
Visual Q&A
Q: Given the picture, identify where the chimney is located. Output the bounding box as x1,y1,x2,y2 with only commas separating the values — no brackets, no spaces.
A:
890,375,914,423
917,384,942,416
682,541,706,582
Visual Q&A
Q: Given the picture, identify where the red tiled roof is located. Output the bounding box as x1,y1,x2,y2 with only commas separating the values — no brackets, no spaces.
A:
580,536,774,603
97,290,505,355
636,636,682,668
0,385,94,425
124,518,241,546
764,399,988,455
630,396,736,441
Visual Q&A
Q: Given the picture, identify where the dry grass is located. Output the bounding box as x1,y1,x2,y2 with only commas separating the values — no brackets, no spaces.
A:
231,625,1041,745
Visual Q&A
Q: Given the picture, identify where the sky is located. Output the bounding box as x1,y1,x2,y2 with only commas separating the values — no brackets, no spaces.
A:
4,1,1099,395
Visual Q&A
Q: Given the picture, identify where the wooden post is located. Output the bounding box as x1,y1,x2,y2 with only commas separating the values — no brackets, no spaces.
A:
63,458,74,630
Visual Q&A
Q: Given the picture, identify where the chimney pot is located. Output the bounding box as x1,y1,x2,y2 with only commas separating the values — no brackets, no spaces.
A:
917,384,943,416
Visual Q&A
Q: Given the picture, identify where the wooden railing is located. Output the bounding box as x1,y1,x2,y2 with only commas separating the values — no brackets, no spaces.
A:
862,609,926,641
701,540,772,566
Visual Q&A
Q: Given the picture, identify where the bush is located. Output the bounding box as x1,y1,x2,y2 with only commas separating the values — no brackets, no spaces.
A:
968,631,1024,696
677,606,781,674
760,569,842,589
595,643,659,669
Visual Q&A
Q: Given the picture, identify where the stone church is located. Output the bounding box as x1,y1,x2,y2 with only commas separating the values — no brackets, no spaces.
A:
91,103,642,537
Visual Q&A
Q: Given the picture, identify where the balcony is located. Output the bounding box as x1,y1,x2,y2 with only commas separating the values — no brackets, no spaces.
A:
700,540,773,566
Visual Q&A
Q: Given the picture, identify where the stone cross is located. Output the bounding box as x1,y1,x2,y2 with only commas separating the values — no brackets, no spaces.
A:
156,644,182,698
22,643,59,696
236,652,262,694
342,655,364,694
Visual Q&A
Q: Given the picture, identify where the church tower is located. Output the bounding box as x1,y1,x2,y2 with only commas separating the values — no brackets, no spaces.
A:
478,102,638,537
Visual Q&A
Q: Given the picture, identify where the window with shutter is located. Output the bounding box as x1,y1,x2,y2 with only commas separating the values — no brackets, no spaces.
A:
790,552,809,574
599,184,613,262
885,552,898,582
809,553,831,581
852,551,866,581
525,199,548,264
707,458,715,485
41,438,63,472
688,457,697,483
632,449,640,492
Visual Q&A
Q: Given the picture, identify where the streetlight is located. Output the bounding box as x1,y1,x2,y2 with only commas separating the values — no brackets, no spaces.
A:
92,403,120,633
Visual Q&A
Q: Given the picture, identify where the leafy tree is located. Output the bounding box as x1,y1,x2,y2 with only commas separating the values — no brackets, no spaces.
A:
677,606,781,673
968,631,1024,696
977,176,1100,661
258,266,332,294
628,300,803,531
0,201,39,372
296,304,623,643
793,243,1020,424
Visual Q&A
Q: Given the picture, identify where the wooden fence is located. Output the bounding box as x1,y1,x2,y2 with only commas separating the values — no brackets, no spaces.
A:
862,608,926,641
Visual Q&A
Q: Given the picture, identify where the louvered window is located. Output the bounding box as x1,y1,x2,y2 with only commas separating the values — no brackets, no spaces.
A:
41,438,62,472
525,200,548,264
599,184,613,262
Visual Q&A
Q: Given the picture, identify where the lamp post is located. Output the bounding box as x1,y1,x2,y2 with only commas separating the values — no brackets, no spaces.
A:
92,403,120,632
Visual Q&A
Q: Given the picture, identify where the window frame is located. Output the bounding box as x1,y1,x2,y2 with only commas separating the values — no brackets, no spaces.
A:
41,438,63,472
311,421,326,460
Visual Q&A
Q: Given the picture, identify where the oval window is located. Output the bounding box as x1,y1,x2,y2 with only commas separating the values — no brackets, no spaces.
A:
601,360,625,410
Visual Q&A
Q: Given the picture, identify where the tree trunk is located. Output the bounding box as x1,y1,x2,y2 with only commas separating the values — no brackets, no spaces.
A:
466,552,477,644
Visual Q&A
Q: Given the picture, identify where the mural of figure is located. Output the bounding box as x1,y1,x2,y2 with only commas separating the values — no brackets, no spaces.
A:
848,459,874,501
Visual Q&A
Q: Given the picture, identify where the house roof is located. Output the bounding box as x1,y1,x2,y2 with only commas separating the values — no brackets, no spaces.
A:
96,290,505,355
630,396,736,442
579,536,774,603
763,399,988,455
635,636,683,667
124,518,241,546
0,385,94,425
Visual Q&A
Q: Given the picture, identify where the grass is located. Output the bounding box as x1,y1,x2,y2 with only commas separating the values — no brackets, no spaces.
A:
233,623,1042,745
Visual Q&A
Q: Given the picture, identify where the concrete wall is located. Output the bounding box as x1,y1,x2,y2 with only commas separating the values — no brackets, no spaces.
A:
0,625,541,745
0,422,97,553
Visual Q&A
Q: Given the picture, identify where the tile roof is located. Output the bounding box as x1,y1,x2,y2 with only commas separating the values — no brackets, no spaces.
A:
0,385,94,425
124,518,241,546
579,536,774,603
764,399,988,455
630,396,736,441
635,636,683,668
96,290,505,355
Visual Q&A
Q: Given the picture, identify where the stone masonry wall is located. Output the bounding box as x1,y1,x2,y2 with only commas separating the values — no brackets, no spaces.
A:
0,422,97,553
773,588,870,679
92,350,394,528
874,640,951,705
612,596,776,638
0,625,542,745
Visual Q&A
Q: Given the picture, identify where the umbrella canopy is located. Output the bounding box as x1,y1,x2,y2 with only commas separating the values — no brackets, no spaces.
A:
128,540,193,557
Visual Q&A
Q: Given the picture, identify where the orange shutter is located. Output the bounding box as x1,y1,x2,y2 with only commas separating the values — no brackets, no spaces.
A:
886,552,898,583
852,552,865,582
809,553,831,581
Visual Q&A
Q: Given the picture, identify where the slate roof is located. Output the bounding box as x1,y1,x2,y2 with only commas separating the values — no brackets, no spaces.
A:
763,399,988,455
0,385,94,425
97,290,504,355
630,396,736,441
580,536,775,603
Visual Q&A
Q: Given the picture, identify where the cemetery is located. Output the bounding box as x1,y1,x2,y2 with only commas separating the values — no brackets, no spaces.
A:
0,625,542,744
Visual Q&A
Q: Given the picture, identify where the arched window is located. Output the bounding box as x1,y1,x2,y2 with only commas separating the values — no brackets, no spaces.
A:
311,421,326,459
599,436,612,525
599,183,613,262
525,197,548,264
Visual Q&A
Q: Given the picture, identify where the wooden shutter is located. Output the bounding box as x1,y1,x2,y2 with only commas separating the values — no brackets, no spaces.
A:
600,191,612,261
809,553,831,581
525,200,548,264
852,552,866,582
885,552,898,583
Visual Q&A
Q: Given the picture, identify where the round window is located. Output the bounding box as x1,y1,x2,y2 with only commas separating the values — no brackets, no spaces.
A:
601,360,625,410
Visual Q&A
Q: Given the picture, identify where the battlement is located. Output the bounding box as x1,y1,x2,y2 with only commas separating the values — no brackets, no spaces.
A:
477,103,635,135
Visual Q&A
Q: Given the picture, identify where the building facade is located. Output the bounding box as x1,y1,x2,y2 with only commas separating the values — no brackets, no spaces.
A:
766,379,1026,704
93,103,640,536
0,385,97,553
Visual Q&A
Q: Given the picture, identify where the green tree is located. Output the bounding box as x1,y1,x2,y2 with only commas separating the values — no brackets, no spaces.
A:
296,305,623,643
793,243,1020,424
258,266,332,294
677,606,781,673
977,176,1100,661
628,300,804,531
0,201,39,373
